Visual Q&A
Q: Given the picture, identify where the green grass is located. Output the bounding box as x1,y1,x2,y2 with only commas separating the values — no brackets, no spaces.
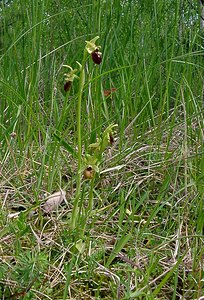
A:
0,0,204,299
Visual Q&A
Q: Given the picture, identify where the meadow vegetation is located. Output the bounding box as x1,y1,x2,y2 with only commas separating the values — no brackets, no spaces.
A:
0,0,204,299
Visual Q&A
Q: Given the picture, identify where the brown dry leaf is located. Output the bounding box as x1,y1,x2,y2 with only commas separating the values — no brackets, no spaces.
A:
104,88,117,97
41,190,66,213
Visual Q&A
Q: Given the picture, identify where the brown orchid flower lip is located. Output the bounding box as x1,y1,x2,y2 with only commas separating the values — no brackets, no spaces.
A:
109,133,114,146
91,49,102,65
84,166,94,180
64,81,72,92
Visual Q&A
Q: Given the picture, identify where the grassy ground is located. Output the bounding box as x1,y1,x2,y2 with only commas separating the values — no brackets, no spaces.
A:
0,1,204,299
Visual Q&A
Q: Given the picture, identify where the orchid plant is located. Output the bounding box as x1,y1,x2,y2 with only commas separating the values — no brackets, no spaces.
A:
63,37,117,230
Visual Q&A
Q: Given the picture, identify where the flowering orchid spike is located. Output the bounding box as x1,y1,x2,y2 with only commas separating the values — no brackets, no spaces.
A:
63,65,78,92
63,65,78,82
85,36,100,54
85,36,102,65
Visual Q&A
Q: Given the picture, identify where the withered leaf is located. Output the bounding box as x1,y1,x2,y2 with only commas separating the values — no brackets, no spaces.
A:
41,190,66,213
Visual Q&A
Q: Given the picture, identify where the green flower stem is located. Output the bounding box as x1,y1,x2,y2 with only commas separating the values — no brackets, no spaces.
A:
71,49,88,229
88,177,95,212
